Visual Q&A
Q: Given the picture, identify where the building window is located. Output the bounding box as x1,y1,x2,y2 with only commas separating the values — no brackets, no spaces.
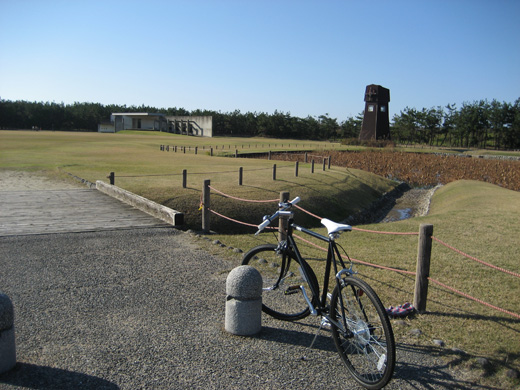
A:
368,105,375,112
380,106,386,112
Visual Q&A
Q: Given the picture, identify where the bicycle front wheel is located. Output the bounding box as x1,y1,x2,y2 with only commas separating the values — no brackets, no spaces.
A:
330,276,395,389
242,244,316,321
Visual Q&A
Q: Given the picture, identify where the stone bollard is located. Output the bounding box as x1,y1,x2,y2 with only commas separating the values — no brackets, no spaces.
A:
0,293,16,374
225,266,262,336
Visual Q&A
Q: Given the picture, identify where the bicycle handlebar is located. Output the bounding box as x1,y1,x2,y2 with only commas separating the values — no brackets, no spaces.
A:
254,197,300,235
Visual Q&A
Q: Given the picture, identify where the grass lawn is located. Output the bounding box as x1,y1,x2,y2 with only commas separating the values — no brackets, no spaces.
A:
207,180,520,388
1,130,519,388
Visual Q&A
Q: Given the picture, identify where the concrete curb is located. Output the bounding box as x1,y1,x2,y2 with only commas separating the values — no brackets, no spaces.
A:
96,181,184,227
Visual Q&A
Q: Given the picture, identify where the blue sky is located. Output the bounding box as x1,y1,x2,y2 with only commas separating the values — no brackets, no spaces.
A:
1,0,519,122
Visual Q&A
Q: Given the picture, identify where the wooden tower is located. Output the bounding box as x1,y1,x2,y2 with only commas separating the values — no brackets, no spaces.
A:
359,84,390,140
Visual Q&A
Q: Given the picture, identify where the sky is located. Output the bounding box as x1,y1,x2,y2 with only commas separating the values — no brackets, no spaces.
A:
1,0,519,122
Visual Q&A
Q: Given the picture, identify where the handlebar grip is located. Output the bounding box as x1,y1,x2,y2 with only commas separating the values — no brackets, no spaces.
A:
257,218,271,232
289,196,300,206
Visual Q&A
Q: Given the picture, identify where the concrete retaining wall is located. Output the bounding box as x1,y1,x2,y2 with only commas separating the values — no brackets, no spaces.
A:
96,181,184,226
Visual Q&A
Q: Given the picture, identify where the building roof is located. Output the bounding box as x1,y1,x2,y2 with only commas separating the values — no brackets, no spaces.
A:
111,112,166,117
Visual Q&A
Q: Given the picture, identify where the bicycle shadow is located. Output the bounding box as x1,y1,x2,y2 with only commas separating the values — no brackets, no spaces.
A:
393,343,500,390
257,325,336,352
257,326,499,389
0,362,119,390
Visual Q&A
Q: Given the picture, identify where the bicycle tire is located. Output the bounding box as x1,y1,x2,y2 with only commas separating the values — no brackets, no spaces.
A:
242,244,317,321
330,276,395,389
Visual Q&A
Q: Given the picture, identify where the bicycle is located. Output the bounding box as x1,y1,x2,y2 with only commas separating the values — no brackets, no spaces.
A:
242,196,396,389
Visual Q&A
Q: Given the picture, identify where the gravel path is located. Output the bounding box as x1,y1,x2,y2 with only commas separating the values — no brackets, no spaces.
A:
0,172,480,389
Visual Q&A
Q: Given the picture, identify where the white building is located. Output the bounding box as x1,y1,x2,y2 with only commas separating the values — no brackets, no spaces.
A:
98,113,213,137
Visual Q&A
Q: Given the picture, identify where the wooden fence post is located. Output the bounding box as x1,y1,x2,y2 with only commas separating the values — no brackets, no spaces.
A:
414,224,434,313
182,169,187,188
202,179,211,233
108,172,115,185
268,151,271,160
328,156,331,169
322,158,326,171
210,148,213,156
272,164,277,180
235,149,238,158
195,146,198,155
311,160,315,173
305,152,308,163
278,191,289,242
295,161,299,177
239,167,243,185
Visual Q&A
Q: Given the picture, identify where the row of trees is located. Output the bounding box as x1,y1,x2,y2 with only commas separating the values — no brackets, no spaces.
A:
392,99,520,149
1,98,519,149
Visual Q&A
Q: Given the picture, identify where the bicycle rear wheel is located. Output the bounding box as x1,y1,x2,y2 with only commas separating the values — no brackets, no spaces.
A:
330,276,395,389
242,244,316,321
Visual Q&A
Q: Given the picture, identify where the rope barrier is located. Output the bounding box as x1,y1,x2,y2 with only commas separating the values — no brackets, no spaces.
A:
292,232,519,319
208,208,276,230
293,233,416,276
209,186,279,203
295,204,418,235
432,236,520,279
351,227,419,236
428,277,520,320
203,189,520,319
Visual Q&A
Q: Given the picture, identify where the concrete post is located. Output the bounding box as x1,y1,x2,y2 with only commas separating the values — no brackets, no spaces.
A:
225,266,262,336
0,293,16,374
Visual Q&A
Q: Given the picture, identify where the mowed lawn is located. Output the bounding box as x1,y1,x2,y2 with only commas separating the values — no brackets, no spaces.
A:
1,130,519,388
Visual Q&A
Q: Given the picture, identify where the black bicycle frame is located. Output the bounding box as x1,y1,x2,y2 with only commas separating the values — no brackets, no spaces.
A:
286,220,350,315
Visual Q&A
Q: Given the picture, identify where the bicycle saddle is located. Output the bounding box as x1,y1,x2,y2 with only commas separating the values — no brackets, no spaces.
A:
321,218,352,234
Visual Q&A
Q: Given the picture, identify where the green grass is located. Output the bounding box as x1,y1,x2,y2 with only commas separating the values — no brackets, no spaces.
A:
0,130,395,231
2,130,519,388
207,180,520,388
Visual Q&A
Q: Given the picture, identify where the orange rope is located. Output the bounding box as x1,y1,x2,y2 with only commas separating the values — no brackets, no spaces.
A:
351,227,418,235
432,236,520,279
209,208,276,230
428,277,520,319
209,186,278,203
292,233,416,276
295,204,418,235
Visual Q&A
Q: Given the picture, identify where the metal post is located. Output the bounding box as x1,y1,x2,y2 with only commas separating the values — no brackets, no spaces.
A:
272,164,276,180
295,161,299,177
108,172,115,185
311,160,315,173
239,167,243,185
414,224,434,313
182,169,187,188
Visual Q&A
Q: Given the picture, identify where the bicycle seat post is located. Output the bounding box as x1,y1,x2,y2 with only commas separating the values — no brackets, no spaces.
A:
278,191,290,242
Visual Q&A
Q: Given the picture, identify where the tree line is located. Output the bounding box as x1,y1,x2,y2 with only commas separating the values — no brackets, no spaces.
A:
392,99,520,149
1,97,519,149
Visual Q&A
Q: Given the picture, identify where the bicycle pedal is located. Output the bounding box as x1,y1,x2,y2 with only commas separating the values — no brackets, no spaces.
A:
284,285,301,295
